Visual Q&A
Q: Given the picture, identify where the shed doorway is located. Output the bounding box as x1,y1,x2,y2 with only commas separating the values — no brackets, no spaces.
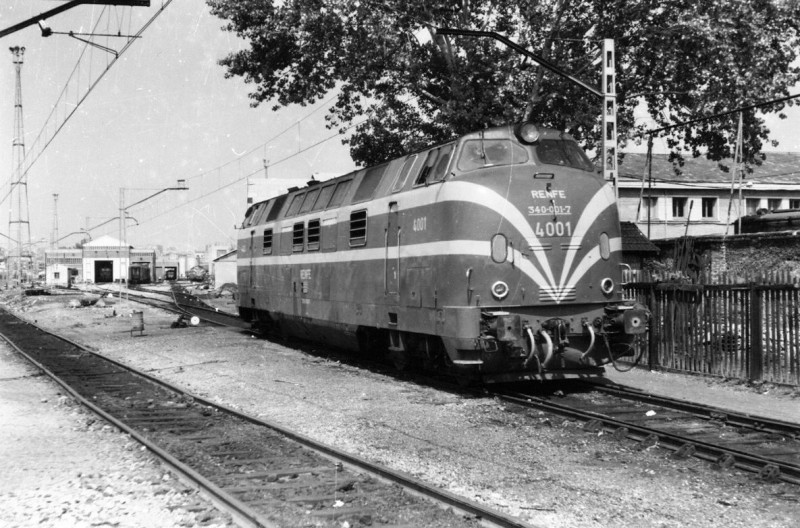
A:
94,260,114,283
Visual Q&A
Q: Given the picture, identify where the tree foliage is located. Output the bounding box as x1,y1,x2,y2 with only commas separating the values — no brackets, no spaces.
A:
207,0,800,168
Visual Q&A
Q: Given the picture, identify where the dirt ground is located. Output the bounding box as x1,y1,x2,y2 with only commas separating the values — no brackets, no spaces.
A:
2,286,800,528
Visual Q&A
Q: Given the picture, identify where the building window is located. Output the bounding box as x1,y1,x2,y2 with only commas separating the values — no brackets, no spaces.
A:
54,272,60,279
349,210,367,246
672,197,688,218
639,197,659,220
701,197,717,218
307,219,321,251
262,229,273,255
746,198,761,215
292,223,305,252
768,198,783,211
790,199,800,210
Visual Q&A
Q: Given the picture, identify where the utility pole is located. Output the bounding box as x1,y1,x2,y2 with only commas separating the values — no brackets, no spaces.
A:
9,46,32,286
602,39,618,201
51,194,59,249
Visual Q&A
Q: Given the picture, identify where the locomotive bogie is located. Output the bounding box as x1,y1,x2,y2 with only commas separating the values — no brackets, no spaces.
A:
238,124,649,383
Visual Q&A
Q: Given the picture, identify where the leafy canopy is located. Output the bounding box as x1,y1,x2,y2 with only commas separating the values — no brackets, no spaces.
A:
207,0,800,168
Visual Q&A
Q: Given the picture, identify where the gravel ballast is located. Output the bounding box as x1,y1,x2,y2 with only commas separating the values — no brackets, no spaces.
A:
2,289,800,527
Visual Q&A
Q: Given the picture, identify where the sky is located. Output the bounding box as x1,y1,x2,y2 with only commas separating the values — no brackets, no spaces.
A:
0,1,799,253
0,0,357,253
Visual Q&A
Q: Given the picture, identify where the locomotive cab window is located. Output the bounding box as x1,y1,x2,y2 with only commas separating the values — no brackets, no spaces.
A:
266,194,289,221
293,222,305,252
414,145,453,186
242,204,258,227
535,139,594,172
457,139,529,172
256,201,275,225
307,219,321,251
349,210,367,247
262,228,273,255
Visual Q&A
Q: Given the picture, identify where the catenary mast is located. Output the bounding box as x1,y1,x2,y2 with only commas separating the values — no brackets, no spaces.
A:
8,46,32,285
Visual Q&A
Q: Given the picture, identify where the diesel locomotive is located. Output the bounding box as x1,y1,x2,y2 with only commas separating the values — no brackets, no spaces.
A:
237,122,649,383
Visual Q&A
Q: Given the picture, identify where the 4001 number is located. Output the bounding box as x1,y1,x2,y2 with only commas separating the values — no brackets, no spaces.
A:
535,221,572,237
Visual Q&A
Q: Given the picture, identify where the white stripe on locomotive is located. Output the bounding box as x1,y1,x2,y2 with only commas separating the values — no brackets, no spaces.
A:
241,181,621,305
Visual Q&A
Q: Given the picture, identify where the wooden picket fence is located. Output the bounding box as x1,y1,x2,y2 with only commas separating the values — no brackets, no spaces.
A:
623,271,800,386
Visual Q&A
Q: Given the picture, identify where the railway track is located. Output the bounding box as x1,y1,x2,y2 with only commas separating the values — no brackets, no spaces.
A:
93,284,247,329
94,285,800,487
0,307,535,528
491,381,800,486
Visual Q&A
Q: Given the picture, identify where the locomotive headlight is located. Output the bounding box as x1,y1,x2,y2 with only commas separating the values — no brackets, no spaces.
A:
515,122,540,144
600,277,615,295
491,281,510,300
490,233,508,263
599,232,611,260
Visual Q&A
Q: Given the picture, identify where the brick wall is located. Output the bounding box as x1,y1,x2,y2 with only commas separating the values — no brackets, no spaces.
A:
647,231,800,281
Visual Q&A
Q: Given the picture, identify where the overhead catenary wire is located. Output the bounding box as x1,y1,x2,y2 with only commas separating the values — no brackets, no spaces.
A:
0,1,175,209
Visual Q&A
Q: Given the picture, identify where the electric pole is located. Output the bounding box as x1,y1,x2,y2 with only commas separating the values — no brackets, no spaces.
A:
52,194,59,249
9,45,32,286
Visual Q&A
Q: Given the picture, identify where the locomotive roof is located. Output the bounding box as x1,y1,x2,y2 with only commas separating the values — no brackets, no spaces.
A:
242,123,577,218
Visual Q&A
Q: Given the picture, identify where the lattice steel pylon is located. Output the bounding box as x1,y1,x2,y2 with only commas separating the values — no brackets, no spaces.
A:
8,46,32,285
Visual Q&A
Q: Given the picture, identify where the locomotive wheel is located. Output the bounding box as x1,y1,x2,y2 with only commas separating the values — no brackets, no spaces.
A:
387,348,412,371
455,371,479,387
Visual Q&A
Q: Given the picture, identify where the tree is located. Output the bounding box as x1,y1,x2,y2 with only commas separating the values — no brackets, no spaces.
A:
207,0,800,168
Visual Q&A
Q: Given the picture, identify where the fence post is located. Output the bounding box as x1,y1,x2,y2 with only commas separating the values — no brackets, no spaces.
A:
749,284,763,381
648,283,659,370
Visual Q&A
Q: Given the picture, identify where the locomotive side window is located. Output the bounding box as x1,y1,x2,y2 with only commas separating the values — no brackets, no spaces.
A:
262,228,273,255
285,193,306,217
457,139,529,172
327,180,352,208
349,210,367,247
312,184,335,211
392,155,417,192
266,194,289,221
307,219,321,251
535,140,594,172
292,222,305,252
299,188,320,214
353,164,388,203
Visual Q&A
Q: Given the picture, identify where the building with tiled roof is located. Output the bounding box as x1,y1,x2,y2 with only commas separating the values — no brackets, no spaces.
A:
617,152,800,239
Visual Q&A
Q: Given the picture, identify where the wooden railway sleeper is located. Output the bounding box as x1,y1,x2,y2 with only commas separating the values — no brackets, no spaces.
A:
583,419,603,432
637,433,659,450
716,453,736,470
672,443,697,460
759,464,782,482
612,426,629,440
